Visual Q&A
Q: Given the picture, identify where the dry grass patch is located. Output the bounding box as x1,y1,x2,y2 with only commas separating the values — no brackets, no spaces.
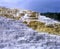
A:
24,21,60,35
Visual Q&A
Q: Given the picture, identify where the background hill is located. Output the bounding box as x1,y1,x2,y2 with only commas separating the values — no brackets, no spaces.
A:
41,12,60,21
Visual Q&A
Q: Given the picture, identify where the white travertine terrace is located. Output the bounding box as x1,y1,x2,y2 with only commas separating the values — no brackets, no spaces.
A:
0,16,60,49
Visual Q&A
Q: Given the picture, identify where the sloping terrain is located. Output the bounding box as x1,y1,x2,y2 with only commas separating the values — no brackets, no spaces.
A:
26,16,60,35
0,16,60,49
0,6,60,35
0,7,60,49
41,13,60,21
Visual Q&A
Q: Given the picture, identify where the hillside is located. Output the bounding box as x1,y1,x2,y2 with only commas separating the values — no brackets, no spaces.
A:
0,15,60,49
0,7,60,35
41,12,60,21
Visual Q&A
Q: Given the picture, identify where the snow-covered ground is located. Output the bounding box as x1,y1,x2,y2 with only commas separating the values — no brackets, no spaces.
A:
0,16,60,49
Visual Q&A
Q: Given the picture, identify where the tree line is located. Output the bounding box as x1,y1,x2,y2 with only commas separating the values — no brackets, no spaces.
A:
41,12,60,21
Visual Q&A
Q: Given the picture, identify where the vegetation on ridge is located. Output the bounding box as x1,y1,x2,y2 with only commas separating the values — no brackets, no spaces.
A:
41,12,60,21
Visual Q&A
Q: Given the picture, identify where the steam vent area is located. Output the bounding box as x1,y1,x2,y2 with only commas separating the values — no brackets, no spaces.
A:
0,7,60,49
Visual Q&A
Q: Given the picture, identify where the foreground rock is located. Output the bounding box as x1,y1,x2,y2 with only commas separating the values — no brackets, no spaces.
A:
0,16,60,49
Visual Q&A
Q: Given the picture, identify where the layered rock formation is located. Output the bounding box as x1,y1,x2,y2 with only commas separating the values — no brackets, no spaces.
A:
0,6,60,35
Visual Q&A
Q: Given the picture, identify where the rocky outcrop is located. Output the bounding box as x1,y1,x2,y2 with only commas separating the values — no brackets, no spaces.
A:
0,7,40,20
